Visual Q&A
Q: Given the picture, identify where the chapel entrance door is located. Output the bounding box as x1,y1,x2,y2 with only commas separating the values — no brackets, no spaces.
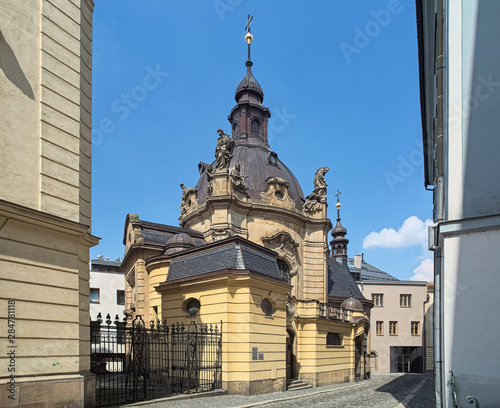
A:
286,330,295,380
354,336,363,381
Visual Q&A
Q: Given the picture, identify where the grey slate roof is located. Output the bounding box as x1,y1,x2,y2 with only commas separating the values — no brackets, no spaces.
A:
166,239,283,283
140,221,205,247
347,258,399,282
327,257,365,300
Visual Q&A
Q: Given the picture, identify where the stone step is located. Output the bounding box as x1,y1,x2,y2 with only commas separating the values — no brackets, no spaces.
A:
286,380,313,391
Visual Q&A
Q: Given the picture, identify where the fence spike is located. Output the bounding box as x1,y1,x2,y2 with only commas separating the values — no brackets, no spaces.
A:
105,313,112,326
96,312,102,324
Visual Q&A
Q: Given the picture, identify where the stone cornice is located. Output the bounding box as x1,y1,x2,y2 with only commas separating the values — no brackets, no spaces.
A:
0,199,99,245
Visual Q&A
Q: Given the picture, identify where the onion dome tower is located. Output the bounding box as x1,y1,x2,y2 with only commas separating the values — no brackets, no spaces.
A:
193,24,305,209
330,191,349,257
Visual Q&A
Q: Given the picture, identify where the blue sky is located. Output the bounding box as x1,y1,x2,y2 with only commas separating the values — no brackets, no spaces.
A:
91,0,433,281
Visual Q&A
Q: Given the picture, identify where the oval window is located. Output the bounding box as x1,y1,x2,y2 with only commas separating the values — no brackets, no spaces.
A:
185,298,201,316
261,298,274,316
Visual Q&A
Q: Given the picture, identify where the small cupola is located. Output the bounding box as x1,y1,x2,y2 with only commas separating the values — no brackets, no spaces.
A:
330,190,349,257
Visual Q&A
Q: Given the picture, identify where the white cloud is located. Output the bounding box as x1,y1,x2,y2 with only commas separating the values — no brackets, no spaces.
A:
362,216,433,250
410,258,434,282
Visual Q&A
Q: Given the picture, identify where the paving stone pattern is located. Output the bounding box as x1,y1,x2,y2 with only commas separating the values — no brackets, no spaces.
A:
126,373,435,408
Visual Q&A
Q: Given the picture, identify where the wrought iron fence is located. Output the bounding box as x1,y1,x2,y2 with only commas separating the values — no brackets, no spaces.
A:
90,313,222,407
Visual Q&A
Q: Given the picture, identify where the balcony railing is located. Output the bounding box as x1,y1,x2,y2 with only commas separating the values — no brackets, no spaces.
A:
295,300,352,322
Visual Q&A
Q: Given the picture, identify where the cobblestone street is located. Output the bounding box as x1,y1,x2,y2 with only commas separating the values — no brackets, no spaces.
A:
128,373,435,408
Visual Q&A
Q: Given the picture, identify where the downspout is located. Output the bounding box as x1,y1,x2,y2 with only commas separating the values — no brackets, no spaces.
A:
434,0,445,406
423,292,430,373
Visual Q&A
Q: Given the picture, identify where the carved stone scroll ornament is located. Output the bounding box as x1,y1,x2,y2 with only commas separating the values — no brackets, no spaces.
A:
230,163,249,197
214,128,235,170
211,227,231,241
179,183,198,217
262,232,300,277
286,292,296,322
302,167,329,213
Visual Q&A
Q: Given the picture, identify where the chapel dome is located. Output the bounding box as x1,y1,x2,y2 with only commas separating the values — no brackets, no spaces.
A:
164,233,196,256
340,295,364,312
195,145,305,210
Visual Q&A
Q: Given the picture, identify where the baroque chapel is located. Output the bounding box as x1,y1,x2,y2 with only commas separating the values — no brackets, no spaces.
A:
122,27,372,394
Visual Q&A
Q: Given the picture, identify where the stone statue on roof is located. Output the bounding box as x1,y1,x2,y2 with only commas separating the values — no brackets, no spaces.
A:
230,163,249,197
303,167,329,213
180,183,197,217
215,128,234,170
205,164,215,196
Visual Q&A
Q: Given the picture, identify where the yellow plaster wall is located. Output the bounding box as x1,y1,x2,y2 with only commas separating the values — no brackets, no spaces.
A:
292,317,361,386
159,273,289,394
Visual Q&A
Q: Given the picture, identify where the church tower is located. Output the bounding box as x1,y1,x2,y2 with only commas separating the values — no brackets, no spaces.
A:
178,27,332,303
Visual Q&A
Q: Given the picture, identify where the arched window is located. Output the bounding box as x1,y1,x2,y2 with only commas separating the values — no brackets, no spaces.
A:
251,118,260,134
233,121,239,135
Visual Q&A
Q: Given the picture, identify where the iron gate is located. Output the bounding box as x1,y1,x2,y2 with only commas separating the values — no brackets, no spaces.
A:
90,313,222,407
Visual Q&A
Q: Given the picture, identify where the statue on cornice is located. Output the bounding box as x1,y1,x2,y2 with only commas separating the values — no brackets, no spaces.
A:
215,128,234,170
313,167,329,197
303,167,329,213
205,164,215,195
230,163,249,197
180,183,197,216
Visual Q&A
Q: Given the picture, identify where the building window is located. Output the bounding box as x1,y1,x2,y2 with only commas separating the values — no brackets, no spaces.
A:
372,293,383,307
389,321,398,335
326,332,342,346
400,294,411,307
376,321,383,335
90,288,100,303
251,118,260,134
117,290,125,305
411,321,420,336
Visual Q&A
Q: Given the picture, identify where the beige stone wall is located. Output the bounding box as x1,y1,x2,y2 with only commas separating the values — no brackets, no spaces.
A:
0,0,94,227
184,201,330,302
0,0,41,209
0,1,96,406
0,200,98,407
158,273,290,394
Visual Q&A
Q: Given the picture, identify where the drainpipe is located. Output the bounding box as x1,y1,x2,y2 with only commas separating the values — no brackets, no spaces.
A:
434,246,443,408
434,0,445,406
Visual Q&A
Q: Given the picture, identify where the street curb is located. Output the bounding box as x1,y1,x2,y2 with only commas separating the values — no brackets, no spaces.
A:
235,379,386,408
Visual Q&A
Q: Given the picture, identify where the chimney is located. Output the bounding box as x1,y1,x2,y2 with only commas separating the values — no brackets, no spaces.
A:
354,252,362,269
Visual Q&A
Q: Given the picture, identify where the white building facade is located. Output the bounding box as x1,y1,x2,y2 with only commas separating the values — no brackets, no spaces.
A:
417,1,500,406
90,258,125,322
